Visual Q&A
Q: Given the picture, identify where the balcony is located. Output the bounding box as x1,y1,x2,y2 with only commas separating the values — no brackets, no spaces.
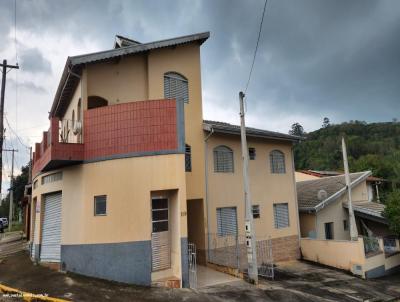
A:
32,99,183,178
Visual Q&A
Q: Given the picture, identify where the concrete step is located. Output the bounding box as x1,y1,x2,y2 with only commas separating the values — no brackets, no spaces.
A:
152,276,181,288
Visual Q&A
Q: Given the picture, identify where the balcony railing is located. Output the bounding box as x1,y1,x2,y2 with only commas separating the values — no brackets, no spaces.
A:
32,99,183,178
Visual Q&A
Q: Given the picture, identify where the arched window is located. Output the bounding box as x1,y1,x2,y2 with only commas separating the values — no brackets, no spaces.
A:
214,145,234,173
185,144,192,172
88,96,108,109
164,72,189,104
77,98,81,121
71,110,75,129
270,150,286,174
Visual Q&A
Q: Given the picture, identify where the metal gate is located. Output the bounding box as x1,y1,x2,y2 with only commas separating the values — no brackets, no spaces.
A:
188,242,197,289
151,198,171,271
257,238,274,279
31,200,37,259
40,192,62,262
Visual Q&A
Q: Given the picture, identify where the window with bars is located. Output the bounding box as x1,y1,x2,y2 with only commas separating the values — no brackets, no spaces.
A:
216,207,238,236
94,195,107,216
164,72,189,104
273,203,289,229
252,204,260,219
249,147,256,160
214,145,234,172
270,150,286,174
185,144,192,172
41,172,63,185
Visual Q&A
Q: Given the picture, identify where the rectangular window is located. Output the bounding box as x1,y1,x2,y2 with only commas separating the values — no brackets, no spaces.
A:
273,203,289,229
94,195,107,216
343,219,348,231
152,198,169,232
41,172,62,185
216,207,237,236
249,147,256,160
252,205,260,219
33,180,38,189
325,222,334,240
185,145,192,172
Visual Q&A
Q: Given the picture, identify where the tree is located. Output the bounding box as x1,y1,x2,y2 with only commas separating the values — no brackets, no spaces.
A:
384,190,400,236
289,122,305,137
322,117,330,128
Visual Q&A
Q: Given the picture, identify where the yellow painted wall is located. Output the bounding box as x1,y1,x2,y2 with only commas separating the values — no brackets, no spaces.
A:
206,134,299,239
315,180,369,240
300,238,365,272
299,213,316,238
295,172,319,182
62,81,82,143
147,44,205,201
31,154,187,245
86,54,148,104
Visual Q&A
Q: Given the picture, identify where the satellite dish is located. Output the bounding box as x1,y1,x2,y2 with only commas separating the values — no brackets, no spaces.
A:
317,189,328,201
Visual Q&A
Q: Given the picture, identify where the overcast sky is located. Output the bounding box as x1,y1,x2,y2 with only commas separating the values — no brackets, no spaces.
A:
0,0,399,192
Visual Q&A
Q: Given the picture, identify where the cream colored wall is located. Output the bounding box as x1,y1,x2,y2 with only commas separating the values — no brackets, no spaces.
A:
147,44,205,201
315,180,369,240
62,81,82,143
300,238,365,272
86,54,148,104
295,172,319,182
31,154,187,246
299,213,316,238
206,134,299,239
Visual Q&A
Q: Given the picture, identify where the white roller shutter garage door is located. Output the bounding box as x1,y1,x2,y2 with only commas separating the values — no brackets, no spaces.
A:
40,192,62,262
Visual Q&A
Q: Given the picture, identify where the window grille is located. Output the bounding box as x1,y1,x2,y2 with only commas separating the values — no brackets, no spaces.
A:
249,147,256,160
273,203,289,229
214,146,234,172
185,144,192,172
216,207,238,236
252,205,260,219
94,195,107,216
41,172,63,185
164,72,189,104
270,150,286,174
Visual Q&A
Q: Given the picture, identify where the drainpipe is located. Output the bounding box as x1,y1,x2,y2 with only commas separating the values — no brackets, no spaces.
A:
204,126,214,262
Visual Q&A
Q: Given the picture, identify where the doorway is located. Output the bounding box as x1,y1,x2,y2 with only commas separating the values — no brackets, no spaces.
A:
187,199,206,265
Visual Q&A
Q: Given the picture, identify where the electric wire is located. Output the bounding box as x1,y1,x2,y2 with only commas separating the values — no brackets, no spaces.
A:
244,0,268,94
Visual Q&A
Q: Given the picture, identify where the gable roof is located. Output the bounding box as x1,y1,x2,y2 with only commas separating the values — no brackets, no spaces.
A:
343,201,387,224
50,32,210,118
114,35,141,48
203,120,302,143
297,171,371,212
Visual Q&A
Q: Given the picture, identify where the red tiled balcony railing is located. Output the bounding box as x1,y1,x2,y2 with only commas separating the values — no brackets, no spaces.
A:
32,99,183,178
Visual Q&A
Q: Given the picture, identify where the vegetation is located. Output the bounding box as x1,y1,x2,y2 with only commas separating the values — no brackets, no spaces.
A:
0,164,29,220
293,120,400,195
384,190,400,236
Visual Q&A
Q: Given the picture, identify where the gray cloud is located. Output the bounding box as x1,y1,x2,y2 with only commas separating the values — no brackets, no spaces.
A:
19,47,51,73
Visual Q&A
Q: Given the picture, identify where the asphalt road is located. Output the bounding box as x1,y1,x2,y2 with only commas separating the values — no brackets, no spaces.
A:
0,243,399,302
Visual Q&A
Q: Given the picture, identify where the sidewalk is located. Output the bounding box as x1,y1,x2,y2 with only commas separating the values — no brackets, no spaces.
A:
0,232,23,244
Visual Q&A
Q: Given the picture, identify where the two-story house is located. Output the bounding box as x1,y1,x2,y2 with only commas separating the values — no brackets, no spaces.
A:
29,32,301,288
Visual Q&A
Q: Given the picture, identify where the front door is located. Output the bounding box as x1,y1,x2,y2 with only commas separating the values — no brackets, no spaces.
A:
151,198,171,271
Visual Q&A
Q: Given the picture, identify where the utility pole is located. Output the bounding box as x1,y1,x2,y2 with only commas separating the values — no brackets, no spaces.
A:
342,137,358,240
0,60,19,196
4,148,17,232
239,91,258,284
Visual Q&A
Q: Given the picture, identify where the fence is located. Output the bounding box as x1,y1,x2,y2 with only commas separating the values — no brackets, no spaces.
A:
207,233,274,279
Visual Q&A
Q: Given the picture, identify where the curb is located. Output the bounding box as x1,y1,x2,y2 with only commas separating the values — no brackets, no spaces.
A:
0,284,69,302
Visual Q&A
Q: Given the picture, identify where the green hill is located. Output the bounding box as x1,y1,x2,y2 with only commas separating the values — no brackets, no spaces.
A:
294,121,400,187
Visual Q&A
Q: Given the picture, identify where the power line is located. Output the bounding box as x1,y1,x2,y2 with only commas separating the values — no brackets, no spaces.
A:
244,0,268,94
4,115,30,150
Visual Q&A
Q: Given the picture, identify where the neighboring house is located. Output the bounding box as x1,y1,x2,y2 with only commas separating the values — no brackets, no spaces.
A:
296,171,392,240
29,32,301,288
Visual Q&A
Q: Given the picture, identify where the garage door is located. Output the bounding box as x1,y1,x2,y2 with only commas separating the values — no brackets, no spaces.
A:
40,193,62,262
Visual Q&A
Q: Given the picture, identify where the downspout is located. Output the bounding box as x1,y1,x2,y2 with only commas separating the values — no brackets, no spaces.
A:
291,144,302,250
204,127,214,262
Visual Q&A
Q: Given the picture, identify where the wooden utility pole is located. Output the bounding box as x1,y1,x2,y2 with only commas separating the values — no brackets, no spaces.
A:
0,60,19,196
342,137,358,240
4,148,17,232
239,91,258,284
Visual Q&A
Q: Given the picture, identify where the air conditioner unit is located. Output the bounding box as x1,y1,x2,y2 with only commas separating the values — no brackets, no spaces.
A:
73,121,82,135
